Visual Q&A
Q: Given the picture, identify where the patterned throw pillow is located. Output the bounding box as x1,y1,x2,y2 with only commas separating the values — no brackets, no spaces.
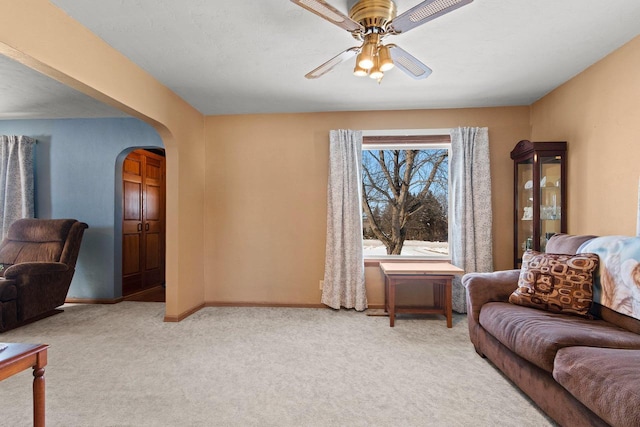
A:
509,250,599,317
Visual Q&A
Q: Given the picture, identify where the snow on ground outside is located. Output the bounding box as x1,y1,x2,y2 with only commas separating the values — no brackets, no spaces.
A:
363,240,449,256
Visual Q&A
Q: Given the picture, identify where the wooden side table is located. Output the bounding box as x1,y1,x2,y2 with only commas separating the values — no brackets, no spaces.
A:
380,262,464,328
0,343,49,427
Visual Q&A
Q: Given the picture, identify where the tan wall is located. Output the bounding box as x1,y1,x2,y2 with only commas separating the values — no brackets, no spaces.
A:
531,35,640,236
0,0,206,319
4,1,637,315
205,107,531,306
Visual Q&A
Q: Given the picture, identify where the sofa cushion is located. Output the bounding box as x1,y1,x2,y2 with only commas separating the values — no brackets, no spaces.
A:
479,302,640,372
509,251,599,317
546,233,597,255
554,347,640,427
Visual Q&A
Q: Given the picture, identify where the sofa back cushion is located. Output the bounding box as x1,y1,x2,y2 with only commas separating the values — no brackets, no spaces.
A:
546,233,597,255
0,219,77,264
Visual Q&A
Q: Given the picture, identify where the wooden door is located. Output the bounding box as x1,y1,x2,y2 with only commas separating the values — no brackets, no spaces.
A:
122,149,166,296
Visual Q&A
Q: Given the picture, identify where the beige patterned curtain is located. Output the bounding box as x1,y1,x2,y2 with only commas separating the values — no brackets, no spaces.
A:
321,130,367,311
0,135,36,239
449,127,493,313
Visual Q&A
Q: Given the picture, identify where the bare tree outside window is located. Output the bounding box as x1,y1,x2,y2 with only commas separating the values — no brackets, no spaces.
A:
362,148,448,256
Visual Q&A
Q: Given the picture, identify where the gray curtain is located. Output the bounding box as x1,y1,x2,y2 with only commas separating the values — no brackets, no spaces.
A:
322,130,367,311
0,135,36,239
449,127,493,313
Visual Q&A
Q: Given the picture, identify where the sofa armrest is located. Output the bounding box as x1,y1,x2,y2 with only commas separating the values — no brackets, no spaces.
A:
463,269,521,323
463,269,520,354
4,262,69,278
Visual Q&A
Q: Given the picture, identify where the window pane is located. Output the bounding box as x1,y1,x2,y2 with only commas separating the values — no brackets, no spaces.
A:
362,148,449,257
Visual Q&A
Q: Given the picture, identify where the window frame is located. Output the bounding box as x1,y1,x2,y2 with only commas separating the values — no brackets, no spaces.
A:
361,129,452,265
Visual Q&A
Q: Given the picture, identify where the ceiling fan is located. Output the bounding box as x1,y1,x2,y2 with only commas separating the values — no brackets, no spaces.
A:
290,0,473,82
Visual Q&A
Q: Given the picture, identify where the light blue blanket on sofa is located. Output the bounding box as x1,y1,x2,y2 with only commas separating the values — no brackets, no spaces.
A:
579,236,640,321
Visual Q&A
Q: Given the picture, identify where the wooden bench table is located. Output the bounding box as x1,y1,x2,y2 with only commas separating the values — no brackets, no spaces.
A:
380,262,464,328
0,342,49,427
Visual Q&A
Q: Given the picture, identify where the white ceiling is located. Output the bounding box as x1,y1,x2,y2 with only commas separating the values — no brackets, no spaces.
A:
0,55,128,119
2,0,640,119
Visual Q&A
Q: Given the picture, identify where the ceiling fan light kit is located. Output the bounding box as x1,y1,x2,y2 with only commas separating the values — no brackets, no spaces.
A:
353,63,369,77
356,33,380,69
291,0,473,82
378,45,394,71
369,57,384,80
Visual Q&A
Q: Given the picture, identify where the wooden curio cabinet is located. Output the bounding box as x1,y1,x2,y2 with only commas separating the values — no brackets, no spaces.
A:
510,140,567,268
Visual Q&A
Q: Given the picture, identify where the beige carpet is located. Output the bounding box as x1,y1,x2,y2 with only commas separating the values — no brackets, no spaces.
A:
0,303,554,426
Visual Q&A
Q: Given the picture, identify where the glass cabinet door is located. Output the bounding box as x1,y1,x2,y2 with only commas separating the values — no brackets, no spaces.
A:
516,159,533,264
539,155,563,252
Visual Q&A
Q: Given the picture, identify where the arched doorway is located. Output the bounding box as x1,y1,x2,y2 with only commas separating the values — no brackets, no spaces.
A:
117,148,166,302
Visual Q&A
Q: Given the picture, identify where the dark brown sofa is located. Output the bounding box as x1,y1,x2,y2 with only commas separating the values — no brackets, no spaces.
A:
464,234,640,427
0,219,88,332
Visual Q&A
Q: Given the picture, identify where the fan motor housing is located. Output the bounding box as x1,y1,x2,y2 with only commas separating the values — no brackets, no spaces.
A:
349,0,397,31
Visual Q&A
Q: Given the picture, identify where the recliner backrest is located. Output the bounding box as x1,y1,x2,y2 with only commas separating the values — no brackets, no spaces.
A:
0,219,86,266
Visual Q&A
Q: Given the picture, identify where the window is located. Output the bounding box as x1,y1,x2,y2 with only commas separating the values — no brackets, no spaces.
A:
361,133,450,259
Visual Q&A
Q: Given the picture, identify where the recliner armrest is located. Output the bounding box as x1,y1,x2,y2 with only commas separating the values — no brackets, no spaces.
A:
463,269,521,323
4,262,69,278
0,279,17,302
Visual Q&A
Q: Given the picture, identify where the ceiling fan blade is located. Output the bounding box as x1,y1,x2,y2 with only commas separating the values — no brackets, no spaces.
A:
388,45,433,80
290,0,364,32
305,47,360,79
388,0,473,34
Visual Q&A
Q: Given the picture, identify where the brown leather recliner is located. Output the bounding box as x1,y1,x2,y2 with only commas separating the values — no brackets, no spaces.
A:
0,219,88,332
